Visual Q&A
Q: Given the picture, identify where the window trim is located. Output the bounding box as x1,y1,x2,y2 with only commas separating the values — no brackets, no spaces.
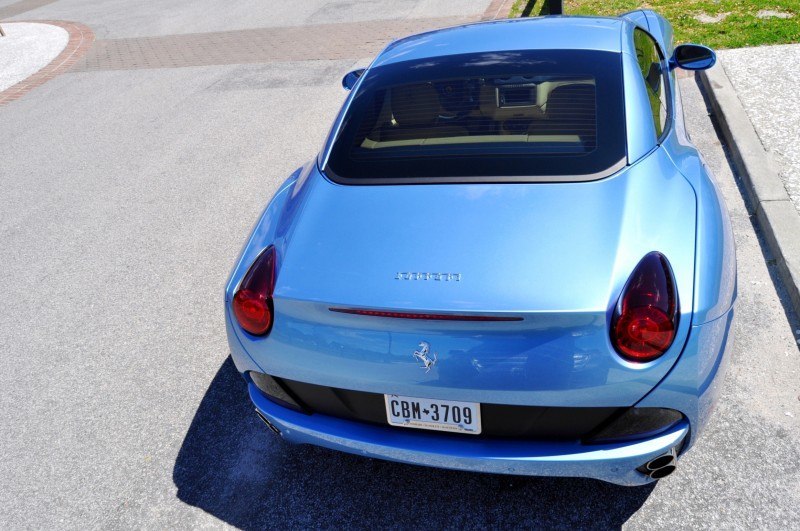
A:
323,157,628,186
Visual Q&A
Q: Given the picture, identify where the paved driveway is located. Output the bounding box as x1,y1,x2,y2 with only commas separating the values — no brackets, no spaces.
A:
1,1,799,528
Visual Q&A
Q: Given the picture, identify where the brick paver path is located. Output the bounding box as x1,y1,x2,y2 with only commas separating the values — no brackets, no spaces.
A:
1,2,512,102
72,16,477,71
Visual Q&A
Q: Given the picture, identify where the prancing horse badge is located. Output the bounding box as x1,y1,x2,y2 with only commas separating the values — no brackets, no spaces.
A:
413,341,437,372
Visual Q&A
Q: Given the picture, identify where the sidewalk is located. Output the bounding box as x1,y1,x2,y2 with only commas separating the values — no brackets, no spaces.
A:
700,46,800,320
718,44,800,215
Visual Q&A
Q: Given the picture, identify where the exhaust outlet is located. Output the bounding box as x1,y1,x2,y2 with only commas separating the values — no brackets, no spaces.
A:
255,410,281,435
649,464,676,479
645,452,675,472
640,447,678,479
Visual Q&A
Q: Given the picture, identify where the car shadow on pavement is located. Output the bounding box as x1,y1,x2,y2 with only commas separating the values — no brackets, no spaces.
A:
174,358,654,529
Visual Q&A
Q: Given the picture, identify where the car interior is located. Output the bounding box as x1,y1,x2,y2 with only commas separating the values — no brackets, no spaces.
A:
359,77,597,153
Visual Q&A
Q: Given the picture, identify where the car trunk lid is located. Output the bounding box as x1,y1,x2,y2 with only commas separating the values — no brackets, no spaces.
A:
247,153,696,407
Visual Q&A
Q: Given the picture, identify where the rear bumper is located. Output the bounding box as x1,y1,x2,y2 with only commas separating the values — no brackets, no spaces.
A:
249,383,688,487
228,304,732,485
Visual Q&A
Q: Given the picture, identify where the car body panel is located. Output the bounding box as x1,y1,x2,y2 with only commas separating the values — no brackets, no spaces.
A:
644,10,676,56
277,156,695,315
635,305,734,447
619,10,650,32
673,148,737,324
373,17,626,68
228,148,697,409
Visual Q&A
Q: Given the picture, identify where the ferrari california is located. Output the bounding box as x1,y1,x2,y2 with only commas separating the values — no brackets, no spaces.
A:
224,10,736,486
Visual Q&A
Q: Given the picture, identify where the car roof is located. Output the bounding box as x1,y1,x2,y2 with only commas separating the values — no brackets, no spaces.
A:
372,16,628,68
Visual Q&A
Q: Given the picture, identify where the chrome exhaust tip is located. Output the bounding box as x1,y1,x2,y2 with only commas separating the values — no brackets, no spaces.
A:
255,410,281,435
649,464,677,479
645,452,675,472
640,447,678,479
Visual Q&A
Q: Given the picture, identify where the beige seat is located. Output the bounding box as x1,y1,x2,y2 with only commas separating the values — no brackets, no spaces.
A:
529,83,596,145
379,83,468,142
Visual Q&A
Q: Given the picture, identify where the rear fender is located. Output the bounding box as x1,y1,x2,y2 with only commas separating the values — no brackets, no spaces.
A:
661,130,737,324
635,306,735,448
224,161,317,304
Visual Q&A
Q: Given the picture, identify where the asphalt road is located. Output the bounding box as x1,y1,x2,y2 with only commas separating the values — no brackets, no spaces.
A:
1,1,799,528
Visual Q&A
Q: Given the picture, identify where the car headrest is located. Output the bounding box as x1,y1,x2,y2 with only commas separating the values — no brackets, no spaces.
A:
546,84,596,120
391,83,440,127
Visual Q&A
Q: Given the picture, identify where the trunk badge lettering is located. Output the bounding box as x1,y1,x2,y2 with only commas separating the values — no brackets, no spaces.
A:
395,272,461,281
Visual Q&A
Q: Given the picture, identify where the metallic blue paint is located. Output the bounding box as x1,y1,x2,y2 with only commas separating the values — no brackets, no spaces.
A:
235,150,696,409
224,13,736,485
374,17,626,67
636,307,734,446
619,10,650,32
645,10,676,56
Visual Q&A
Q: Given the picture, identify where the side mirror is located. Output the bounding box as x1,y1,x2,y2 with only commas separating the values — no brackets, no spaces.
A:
670,44,716,71
342,68,365,90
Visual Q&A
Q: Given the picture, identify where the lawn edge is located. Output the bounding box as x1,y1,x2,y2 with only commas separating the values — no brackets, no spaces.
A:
482,0,516,20
699,65,800,319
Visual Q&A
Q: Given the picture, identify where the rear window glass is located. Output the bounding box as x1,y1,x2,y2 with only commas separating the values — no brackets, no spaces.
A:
325,50,626,184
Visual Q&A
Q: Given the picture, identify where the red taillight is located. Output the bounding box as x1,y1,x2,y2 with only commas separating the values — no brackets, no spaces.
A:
233,246,277,336
611,252,678,362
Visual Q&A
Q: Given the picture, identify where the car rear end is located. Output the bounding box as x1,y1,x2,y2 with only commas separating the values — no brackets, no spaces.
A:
224,18,730,485
226,155,697,485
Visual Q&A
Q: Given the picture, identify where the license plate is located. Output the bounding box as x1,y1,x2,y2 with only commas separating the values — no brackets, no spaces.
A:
384,394,481,435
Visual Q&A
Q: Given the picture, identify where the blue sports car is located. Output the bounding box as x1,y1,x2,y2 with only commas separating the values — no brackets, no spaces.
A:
225,10,736,486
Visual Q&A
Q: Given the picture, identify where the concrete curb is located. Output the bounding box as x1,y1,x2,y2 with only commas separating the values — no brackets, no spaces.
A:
0,20,94,105
700,65,800,319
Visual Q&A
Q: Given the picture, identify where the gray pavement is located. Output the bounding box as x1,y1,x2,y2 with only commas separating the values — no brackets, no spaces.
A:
7,0,480,38
1,1,799,528
719,45,800,215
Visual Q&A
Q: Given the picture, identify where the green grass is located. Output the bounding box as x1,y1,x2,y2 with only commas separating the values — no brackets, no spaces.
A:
509,0,800,48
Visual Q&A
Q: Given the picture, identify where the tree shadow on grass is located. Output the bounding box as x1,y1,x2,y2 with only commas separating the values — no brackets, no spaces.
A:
518,0,557,17
174,358,654,529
